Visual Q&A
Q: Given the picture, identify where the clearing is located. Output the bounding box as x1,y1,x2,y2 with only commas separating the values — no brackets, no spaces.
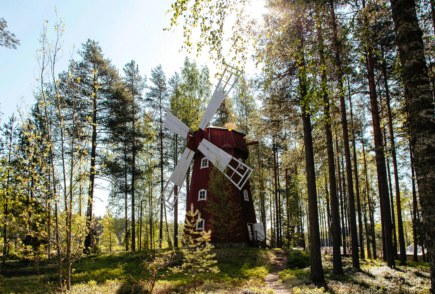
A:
0,248,430,293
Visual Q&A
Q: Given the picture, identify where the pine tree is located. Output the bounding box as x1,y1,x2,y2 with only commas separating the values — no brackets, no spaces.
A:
74,39,122,253
171,204,219,292
123,60,146,251
146,65,170,249
104,82,133,251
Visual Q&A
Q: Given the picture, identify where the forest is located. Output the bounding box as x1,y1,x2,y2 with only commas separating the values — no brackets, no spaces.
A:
1,0,435,293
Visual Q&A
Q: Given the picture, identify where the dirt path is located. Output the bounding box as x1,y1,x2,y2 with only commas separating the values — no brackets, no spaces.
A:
264,249,288,293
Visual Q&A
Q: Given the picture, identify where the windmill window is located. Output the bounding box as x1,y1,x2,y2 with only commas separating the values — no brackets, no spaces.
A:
243,190,249,201
201,158,209,169
196,218,205,230
198,189,207,201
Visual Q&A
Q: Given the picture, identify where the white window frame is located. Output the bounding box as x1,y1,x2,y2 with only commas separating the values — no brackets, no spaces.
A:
243,190,249,201
201,157,209,169
198,189,207,201
196,218,205,230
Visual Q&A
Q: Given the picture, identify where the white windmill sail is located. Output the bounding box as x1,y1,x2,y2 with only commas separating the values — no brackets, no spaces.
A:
198,90,226,130
169,147,195,188
197,138,232,170
164,111,190,139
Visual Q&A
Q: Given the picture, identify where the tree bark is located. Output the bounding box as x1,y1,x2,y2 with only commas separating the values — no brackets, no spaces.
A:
174,134,179,247
132,99,136,251
389,0,435,282
297,23,324,282
125,154,129,251
159,113,164,249
273,137,280,248
85,86,98,253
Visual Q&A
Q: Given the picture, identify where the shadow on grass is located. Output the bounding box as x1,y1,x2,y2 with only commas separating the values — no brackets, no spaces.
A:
2,248,279,293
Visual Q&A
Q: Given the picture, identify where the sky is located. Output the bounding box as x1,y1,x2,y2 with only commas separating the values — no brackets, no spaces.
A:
1,0,266,217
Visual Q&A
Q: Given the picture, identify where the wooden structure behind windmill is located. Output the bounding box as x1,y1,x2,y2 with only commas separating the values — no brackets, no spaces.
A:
160,65,266,247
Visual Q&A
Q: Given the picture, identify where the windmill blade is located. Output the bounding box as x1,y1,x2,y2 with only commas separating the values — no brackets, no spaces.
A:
224,157,253,190
198,139,253,190
198,89,226,130
168,147,195,188
198,138,232,171
164,111,190,139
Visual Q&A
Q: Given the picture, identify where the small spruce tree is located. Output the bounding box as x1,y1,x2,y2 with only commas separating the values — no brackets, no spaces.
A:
171,204,219,292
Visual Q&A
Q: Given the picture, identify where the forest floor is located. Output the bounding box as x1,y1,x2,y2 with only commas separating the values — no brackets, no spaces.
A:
0,248,431,293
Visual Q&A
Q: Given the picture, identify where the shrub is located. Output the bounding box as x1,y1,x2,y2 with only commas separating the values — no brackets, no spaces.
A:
287,250,310,269
8,251,22,260
279,268,310,282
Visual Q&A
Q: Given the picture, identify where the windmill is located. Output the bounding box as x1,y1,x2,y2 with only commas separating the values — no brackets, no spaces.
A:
161,64,266,246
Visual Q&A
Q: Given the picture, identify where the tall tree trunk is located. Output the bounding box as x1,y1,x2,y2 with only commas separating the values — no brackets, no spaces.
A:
259,144,267,234
159,118,164,249
174,134,179,247
336,135,346,256
149,181,153,250
85,77,98,253
363,12,394,265
297,21,324,282
55,202,62,289
348,86,364,259
382,48,406,265
324,174,332,246
363,204,372,259
286,169,291,247
125,155,129,251
302,97,325,284
362,139,376,259
329,0,359,268
411,138,418,261
132,102,136,251
273,137,280,248
317,13,343,272
390,0,435,281
384,127,398,260
140,201,143,251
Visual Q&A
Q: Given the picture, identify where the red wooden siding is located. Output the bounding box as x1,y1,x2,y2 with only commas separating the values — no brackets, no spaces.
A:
185,127,257,244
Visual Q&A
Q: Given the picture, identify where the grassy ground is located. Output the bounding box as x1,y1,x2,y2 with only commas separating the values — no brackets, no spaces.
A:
279,255,431,294
0,249,431,293
0,247,279,293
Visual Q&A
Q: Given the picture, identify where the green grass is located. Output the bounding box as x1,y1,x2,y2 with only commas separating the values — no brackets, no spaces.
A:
3,249,431,293
0,247,276,293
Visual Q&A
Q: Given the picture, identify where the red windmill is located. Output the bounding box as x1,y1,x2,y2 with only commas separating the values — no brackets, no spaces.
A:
161,65,266,246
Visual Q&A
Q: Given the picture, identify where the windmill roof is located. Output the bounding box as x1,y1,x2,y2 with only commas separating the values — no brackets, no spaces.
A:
206,125,246,137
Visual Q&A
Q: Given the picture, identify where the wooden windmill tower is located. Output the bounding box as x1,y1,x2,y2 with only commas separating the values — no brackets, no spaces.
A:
161,65,266,246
